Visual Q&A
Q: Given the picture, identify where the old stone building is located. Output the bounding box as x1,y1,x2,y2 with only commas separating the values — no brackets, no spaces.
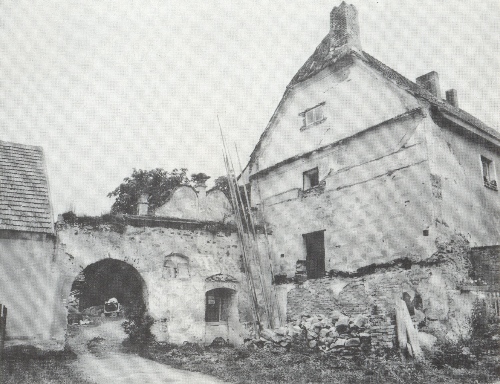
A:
243,2,500,340
0,140,62,347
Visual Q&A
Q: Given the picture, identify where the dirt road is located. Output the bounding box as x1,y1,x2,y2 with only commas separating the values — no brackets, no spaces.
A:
67,318,226,384
72,352,227,384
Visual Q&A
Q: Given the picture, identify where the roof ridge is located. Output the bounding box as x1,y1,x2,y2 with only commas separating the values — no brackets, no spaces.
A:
0,140,44,151
359,51,500,142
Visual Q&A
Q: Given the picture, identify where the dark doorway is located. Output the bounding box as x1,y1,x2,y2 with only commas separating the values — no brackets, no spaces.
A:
303,231,325,279
205,288,234,323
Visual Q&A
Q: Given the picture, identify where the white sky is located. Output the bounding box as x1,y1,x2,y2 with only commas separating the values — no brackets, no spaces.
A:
1,1,499,215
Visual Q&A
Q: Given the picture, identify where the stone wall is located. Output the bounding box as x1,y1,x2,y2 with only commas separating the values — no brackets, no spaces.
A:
56,221,271,345
426,117,500,248
285,236,478,345
256,110,434,275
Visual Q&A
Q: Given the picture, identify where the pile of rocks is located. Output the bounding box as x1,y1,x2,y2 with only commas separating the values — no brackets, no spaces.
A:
251,311,373,356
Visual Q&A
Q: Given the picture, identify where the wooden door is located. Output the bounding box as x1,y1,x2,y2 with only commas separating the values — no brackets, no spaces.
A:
304,231,325,279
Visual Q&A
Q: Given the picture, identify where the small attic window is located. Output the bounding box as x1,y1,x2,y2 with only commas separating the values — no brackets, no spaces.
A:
303,167,319,190
300,102,326,130
481,156,498,191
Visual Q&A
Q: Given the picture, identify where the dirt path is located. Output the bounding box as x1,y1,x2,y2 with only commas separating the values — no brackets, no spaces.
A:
71,352,227,384
67,318,226,384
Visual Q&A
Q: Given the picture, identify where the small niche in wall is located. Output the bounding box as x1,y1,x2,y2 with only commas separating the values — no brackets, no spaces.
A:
163,253,190,279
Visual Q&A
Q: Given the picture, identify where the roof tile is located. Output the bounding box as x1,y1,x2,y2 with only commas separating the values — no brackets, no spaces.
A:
0,141,53,233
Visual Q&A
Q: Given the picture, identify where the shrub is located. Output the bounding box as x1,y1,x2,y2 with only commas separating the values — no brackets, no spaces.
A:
122,314,155,344
429,339,476,368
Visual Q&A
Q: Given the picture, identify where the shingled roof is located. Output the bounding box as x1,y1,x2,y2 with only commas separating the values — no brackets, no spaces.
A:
0,141,53,234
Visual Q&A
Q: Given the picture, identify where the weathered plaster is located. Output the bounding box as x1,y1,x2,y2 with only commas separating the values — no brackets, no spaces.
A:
252,57,421,173
56,225,256,345
0,233,63,349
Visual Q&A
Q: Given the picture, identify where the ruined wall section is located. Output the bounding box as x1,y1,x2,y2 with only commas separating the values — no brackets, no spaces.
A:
469,245,500,287
257,112,435,274
286,235,476,343
56,225,259,344
425,117,500,246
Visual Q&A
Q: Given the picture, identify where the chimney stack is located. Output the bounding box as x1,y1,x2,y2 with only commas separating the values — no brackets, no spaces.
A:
329,2,361,49
445,89,459,108
416,71,441,98
137,194,149,216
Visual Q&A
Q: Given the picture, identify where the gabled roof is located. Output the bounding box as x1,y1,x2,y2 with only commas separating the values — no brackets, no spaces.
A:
249,47,500,165
0,141,53,234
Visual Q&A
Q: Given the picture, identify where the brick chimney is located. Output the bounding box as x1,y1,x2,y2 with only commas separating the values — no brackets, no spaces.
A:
416,71,441,98
137,194,149,216
329,2,361,50
446,89,459,108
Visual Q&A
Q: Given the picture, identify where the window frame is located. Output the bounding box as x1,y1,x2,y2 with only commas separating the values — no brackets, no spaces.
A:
205,289,232,324
299,102,326,131
303,167,319,190
480,155,498,191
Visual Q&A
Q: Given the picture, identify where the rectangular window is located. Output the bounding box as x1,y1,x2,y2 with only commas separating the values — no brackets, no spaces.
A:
300,102,326,130
305,106,324,126
481,156,497,190
303,167,319,190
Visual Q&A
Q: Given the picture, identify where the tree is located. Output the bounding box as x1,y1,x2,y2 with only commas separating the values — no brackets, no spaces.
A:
107,168,190,214
213,176,230,199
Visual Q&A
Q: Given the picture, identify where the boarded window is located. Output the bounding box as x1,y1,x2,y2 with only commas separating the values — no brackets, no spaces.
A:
163,254,190,279
303,231,326,279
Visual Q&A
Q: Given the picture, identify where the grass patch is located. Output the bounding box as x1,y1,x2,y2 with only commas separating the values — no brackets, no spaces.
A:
128,342,500,384
0,346,93,384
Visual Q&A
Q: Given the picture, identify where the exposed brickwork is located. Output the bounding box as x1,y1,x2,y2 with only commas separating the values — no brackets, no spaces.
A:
469,246,500,288
286,236,481,346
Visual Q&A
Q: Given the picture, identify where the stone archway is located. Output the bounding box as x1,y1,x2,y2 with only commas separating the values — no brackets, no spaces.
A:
69,258,148,320
65,259,149,353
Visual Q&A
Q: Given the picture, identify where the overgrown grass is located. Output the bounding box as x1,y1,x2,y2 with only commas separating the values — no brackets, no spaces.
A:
127,342,500,384
0,346,93,384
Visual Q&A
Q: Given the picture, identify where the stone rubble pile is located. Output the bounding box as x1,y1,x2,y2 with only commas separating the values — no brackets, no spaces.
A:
249,311,373,356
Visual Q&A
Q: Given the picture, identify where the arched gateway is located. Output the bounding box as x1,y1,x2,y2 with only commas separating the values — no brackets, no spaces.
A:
68,259,148,321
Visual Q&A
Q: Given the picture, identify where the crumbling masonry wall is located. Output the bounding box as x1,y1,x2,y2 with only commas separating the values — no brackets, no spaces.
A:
285,235,478,346
56,223,265,345
469,246,500,287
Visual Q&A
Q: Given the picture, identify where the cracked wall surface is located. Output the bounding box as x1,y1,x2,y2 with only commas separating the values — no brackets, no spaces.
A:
256,110,434,274
286,235,478,343
425,117,500,246
56,224,259,345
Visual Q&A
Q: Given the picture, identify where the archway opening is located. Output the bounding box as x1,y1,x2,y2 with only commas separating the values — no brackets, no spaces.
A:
69,259,147,320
